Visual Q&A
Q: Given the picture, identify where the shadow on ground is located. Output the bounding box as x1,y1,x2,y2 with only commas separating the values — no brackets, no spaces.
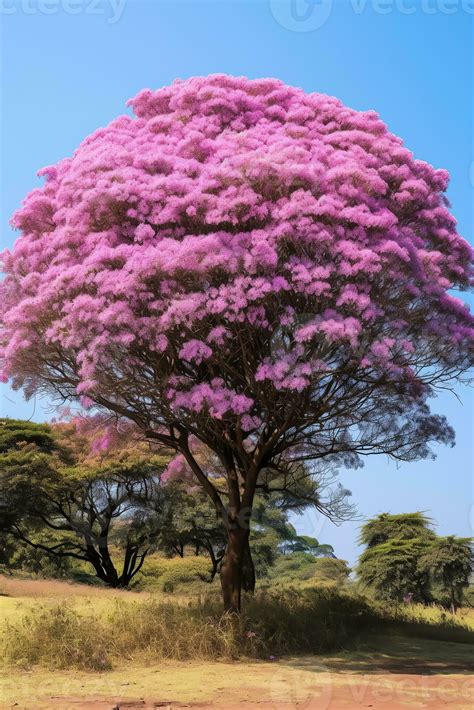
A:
284,633,474,676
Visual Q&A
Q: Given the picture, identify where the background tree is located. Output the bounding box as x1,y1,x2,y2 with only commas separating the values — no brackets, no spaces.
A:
156,481,227,580
1,417,170,588
2,76,473,611
358,512,436,549
418,535,473,611
280,531,335,557
357,513,436,602
2,529,77,579
357,513,472,607
0,418,62,554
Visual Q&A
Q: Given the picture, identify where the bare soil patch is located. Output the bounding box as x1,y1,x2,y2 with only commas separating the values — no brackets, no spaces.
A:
1,655,473,710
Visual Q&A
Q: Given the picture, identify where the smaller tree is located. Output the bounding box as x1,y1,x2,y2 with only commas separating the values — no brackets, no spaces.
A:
281,532,335,557
0,418,58,522
359,512,436,549
4,529,76,578
357,513,473,608
0,418,61,568
419,536,473,611
157,481,227,581
358,538,432,603
1,417,170,588
357,513,436,603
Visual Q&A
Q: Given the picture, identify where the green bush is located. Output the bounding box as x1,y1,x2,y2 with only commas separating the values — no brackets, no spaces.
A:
313,558,351,585
266,553,350,587
133,555,211,592
267,552,317,582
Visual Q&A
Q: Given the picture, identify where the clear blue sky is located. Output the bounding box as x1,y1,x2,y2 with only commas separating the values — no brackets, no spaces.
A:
1,0,472,565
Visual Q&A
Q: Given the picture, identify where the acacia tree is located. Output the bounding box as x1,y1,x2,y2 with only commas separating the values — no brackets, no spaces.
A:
1,417,169,587
157,481,227,579
1,76,473,611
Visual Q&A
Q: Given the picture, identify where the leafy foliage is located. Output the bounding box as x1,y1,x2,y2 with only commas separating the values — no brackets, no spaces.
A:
419,536,473,609
267,552,350,586
358,537,432,603
359,512,435,548
357,513,473,607
0,417,170,587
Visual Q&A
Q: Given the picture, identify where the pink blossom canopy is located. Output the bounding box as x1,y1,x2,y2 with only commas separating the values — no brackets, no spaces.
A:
1,75,473,451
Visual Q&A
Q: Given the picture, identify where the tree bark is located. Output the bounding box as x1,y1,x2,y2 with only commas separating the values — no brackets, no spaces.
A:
220,527,249,613
242,537,256,593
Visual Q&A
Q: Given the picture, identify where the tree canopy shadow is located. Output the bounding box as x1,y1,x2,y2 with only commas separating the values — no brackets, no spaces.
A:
283,632,474,676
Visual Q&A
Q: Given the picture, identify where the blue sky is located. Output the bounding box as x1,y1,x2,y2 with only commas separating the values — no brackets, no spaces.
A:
1,0,472,564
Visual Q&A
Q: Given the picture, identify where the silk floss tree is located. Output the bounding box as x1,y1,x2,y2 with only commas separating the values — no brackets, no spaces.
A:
1,75,473,612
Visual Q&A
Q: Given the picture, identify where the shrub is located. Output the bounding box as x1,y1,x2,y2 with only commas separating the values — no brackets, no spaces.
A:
133,555,211,592
313,558,351,585
267,553,350,587
2,605,111,670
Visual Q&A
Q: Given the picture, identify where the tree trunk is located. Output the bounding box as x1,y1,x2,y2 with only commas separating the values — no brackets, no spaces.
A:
220,527,248,613
242,537,255,593
450,587,458,614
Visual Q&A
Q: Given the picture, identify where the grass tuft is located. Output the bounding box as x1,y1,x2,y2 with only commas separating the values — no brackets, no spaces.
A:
1,588,370,669
2,586,473,671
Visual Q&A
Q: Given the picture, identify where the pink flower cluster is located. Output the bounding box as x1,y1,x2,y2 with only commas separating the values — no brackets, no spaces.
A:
1,75,472,424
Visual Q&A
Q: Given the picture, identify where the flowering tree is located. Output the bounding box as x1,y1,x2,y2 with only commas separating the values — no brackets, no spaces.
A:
1,75,473,611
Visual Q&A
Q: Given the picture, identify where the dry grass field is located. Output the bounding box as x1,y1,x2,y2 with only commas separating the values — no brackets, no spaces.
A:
0,576,473,710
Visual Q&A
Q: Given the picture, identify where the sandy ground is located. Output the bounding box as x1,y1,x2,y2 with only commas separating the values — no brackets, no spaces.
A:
1,652,473,710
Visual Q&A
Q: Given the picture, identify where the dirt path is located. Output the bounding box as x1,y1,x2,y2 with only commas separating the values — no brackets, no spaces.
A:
6,673,472,710
2,650,473,710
